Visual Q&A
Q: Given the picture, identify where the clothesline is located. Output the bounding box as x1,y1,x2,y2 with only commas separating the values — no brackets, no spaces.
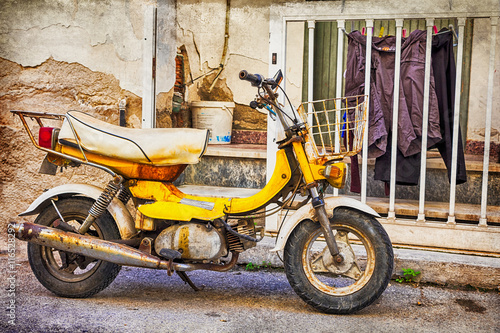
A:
339,25,458,41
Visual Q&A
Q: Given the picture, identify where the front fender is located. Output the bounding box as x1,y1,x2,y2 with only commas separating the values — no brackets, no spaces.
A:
19,184,137,239
271,196,379,252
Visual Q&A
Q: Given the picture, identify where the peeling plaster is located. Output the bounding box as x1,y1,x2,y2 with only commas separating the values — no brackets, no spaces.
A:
0,0,144,96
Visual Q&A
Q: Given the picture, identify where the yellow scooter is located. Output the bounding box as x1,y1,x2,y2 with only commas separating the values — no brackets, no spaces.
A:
10,70,393,314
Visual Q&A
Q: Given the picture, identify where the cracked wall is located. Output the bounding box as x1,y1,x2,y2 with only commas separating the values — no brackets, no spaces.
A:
176,0,280,132
0,0,147,252
0,57,143,252
0,0,145,96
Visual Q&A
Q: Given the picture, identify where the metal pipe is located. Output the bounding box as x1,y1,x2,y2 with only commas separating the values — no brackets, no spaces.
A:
208,0,231,93
388,19,404,220
334,20,345,197
417,19,435,222
11,222,238,272
307,20,316,126
447,18,466,224
361,19,374,204
479,16,498,226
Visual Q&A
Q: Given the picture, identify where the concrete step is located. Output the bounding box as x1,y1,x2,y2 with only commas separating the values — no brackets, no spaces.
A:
177,144,267,189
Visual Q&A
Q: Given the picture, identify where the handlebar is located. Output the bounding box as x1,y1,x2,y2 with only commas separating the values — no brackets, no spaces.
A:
239,69,298,134
239,70,263,87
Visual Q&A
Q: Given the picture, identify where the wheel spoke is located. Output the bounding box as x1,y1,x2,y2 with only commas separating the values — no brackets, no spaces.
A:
334,230,349,243
310,248,329,273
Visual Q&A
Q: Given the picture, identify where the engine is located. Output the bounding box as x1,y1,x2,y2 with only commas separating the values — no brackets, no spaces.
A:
153,219,259,261
154,222,227,261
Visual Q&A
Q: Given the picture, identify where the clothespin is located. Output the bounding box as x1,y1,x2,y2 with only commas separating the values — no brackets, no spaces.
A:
378,27,385,38
449,24,459,41
403,28,407,38
362,27,366,35
433,25,438,34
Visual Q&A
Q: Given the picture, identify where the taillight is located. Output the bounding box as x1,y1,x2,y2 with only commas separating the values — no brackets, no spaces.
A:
38,127,59,149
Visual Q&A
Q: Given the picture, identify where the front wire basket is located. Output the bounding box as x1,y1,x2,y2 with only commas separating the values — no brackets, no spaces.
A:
297,95,368,161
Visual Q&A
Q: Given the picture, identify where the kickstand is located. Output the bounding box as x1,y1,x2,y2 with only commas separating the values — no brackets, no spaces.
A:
176,271,204,292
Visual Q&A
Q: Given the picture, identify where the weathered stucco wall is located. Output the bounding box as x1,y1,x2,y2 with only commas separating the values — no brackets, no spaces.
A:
0,0,145,96
0,57,143,252
0,0,147,252
467,18,500,144
176,0,277,131
0,0,282,253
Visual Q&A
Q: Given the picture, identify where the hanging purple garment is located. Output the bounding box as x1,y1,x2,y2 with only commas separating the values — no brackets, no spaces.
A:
431,29,467,184
345,30,443,190
345,31,387,159
345,30,443,159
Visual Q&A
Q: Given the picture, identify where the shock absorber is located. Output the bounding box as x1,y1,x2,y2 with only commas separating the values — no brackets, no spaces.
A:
310,186,343,263
78,175,123,234
116,185,132,204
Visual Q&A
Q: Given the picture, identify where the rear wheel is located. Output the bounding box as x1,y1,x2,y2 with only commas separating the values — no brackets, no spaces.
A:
28,197,122,298
284,208,393,314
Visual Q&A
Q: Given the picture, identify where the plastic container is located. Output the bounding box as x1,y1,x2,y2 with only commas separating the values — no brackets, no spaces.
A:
190,101,235,144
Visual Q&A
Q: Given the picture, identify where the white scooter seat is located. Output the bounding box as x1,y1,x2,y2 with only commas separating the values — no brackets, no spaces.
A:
58,111,209,166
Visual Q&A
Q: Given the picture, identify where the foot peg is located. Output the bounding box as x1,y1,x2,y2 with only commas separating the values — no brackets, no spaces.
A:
159,248,182,260
159,248,182,276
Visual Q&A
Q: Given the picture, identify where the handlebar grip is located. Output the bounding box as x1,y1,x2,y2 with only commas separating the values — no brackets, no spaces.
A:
239,70,263,87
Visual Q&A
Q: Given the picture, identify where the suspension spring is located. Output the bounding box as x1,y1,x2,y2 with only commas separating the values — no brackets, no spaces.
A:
88,178,122,218
116,186,132,204
79,176,123,234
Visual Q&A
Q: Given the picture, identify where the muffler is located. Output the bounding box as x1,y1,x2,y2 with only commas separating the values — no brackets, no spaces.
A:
11,222,187,271
11,222,238,272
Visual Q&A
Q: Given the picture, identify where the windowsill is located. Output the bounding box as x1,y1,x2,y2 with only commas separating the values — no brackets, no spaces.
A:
205,143,267,159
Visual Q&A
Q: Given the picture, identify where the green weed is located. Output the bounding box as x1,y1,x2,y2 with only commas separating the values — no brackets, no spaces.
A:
245,261,271,271
396,268,421,283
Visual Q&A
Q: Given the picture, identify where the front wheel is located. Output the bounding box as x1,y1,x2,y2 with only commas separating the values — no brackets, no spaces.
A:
284,208,393,314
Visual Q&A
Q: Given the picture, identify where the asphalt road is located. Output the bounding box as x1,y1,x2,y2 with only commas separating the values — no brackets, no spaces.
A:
2,260,499,333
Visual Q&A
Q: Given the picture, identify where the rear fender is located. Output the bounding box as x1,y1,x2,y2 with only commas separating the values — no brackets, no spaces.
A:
19,184,137,239
271,196,379,252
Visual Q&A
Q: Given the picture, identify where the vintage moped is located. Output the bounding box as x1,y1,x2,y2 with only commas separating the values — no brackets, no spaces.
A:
10,70,393,314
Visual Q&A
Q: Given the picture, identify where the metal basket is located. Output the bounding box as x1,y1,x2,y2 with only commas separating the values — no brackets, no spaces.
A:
297,95,367,161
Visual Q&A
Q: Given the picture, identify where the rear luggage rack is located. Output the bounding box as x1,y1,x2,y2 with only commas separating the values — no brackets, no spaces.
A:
11,110,118,177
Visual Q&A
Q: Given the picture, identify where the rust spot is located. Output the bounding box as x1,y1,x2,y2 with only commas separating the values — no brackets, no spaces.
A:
60,145,187,181
135,164,186,182
20,223,41,241
162,183,186,198
178,226,190,258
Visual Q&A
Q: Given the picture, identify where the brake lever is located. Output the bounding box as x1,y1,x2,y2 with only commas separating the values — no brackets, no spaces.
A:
264,104,276,120
249,100,276,120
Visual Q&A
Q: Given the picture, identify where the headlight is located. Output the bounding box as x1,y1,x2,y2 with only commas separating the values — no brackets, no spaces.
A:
320,162,347,189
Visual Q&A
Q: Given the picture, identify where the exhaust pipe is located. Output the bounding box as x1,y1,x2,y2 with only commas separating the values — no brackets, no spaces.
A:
13,222,178,270
11,222,238,272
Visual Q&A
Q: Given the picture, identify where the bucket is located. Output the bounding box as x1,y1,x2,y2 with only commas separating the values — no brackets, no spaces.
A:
190,101,235,144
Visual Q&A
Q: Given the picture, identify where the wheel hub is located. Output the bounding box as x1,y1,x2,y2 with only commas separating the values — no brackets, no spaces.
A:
322,242,356,275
